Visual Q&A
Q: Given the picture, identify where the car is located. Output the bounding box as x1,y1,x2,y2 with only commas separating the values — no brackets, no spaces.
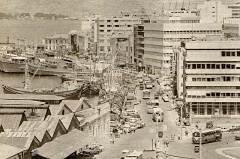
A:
134,100,139,105
220,127,230,132
83,147,101,155
235,134,240,140
90,143,105,152
147,105,158,114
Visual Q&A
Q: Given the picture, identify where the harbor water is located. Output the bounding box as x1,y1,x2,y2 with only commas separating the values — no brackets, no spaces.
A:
0,72,99,105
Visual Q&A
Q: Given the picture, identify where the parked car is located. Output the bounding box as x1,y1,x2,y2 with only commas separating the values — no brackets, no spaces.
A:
83,147,101,155
147,105,158,114
235,134,240,140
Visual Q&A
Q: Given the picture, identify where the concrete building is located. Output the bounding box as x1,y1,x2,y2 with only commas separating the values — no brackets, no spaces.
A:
143,22,222,76
43,30,84,54
197,0,231,23
95,13,150,56
178,39,240,119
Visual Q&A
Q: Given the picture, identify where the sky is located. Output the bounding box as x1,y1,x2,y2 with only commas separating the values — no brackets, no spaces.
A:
0,0,238,17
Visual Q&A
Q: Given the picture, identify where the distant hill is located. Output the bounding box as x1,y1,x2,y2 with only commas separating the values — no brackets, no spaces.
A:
0,0,239,17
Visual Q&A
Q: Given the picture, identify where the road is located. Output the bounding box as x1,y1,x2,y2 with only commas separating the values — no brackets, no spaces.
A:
95,80,239,159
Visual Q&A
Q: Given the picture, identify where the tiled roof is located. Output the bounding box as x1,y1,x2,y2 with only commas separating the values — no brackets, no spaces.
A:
0,143,23,159
45,34,69,39
0,136,29,149
0,100,45,106
60,100,80,112
0,112,26,130
45,114,79,130
49,105,62,115
0,94,65,101
33,129,96,159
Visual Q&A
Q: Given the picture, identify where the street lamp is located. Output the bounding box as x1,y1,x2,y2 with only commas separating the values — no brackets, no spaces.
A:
180,102,188,140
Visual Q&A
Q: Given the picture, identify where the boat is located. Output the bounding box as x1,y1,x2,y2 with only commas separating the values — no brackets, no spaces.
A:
27,57,74,76
2,81,82,99
2,63,82,99
60,72,90,83
79,81,101,96
0,54,27,73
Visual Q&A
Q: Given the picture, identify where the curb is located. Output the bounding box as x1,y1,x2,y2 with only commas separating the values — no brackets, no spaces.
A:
215,147,239,159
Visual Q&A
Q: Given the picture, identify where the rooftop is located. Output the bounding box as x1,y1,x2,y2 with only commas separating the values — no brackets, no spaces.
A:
32,129,96,159
0,143,23,159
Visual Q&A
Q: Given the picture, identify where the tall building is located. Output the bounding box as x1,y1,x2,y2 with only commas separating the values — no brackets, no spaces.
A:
178,39,240,119
197,0,231,23
95,13,150,56
143,20,222,76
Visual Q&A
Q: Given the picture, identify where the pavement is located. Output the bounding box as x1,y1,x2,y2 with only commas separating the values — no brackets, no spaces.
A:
94,79,240,159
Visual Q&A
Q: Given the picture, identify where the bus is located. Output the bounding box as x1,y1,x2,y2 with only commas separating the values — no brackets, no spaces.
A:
192,128,222,144
142,90,151,99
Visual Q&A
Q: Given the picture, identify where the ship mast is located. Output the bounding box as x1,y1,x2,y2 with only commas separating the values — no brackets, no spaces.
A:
24,62,32,90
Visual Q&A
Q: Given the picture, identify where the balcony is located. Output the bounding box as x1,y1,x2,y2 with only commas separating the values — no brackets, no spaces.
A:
186,81,240,87
185,69,240,74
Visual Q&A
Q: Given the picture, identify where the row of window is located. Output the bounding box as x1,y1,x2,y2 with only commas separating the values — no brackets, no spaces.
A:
186,63,240,69
100,25,132,27
163,30,221,34
221,51,240,56
191,76,240,82
98,19,140,23
188,92,240,98
191,102,240,115
45,39,67,44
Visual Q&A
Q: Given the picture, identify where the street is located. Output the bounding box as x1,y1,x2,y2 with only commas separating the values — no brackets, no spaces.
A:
95,80,239,159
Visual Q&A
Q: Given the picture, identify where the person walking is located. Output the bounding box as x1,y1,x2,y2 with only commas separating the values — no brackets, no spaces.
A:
165,136,169,147
185,129,188,137
178,133,181,140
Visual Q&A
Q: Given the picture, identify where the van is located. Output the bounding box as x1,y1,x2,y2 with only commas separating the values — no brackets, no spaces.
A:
152,108,164,122
151,100,159,106
125,150,143,159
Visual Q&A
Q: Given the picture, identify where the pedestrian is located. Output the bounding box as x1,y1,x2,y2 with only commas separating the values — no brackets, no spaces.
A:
112,137,115,144
165,136,169,147
178,133,181,140
185,130,188,137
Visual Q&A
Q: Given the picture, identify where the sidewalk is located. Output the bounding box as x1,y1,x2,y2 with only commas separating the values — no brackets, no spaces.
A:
215,147,240,159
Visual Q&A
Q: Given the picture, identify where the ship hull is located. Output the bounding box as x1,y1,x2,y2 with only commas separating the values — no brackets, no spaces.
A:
2,85,81,99
0,61,25,73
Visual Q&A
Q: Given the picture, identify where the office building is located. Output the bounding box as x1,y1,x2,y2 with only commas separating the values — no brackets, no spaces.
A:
178,39,240,118
143,21,222,76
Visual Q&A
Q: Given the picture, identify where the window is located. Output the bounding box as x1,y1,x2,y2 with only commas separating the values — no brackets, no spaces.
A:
222,64,225,69
237,51,240,56
192,78,196,81
226,51,231,56
114,20,119,22
202,64,205,69
216,64,220,69
100,25,104,27
100,30,104,32
207,64,211,69
231,52,236,56
192,64,196,69
197,64,201,69
211,64,215,69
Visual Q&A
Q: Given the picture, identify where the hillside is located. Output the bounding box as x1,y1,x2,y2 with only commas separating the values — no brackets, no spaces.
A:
0,0,238,17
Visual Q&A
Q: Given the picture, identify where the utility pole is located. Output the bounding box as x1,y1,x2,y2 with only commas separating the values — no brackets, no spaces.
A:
199,128,202,159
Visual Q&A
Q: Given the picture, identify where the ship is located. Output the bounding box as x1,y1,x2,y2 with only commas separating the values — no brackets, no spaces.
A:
0,54,27,73
2,63,82,99
27,57,74,76
2,81,82,99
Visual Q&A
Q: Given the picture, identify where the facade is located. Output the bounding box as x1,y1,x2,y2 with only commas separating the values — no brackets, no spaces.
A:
197,0,231,23
95,13,150,56
76,102,111,143
228,2,240,18
134,25,145,72
179,39,240,118
143,22,222,76
43,30,84,54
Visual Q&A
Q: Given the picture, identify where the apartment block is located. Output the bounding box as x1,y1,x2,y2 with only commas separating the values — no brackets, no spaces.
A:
180,40,240,118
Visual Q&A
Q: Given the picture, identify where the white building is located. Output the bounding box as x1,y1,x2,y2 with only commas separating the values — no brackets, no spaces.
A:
143,21,222,76
179,39,240,119
197,0,231,23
